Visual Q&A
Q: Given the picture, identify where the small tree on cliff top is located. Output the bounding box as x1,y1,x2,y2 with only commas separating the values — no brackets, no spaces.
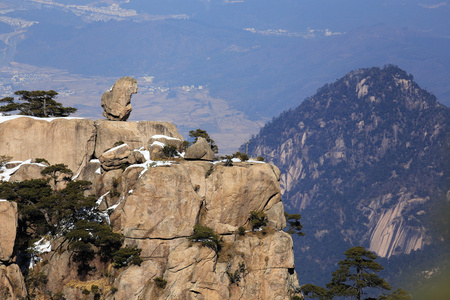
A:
0,90,77,117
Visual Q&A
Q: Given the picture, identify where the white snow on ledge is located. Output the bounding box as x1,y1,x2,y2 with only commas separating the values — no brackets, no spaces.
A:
0,115,84,124
0,159,31,181
247,159,265,164
151,134,181,141
103,143,128,154
0,159,49,182
150,141,166,147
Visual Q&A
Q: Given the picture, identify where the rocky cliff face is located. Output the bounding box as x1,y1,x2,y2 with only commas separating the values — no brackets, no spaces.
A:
0,116,181,175
244,65,450,285
0,116,301,299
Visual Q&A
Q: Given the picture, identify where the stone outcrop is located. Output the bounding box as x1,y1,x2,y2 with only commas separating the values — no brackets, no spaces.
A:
32,158,300,300
0,264,27,299
0,116,96,175
98,143,144,171
0,201,26,299
105,160,296,299
0,116,301,300
0,201,17,262
101,76,137,121
0,116,182,176
184,137,215,161
94,120,182,158
9,163,46,182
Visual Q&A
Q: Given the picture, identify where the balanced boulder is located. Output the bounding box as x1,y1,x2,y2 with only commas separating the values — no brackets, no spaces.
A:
184,137,215,161
101,76,138,121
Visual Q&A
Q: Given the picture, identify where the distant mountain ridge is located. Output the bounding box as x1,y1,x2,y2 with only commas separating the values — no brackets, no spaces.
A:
244,65,450,287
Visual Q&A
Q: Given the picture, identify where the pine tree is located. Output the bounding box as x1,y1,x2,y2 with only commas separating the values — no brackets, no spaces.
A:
326,246,391,300
0,97,20,113
0,90,77,117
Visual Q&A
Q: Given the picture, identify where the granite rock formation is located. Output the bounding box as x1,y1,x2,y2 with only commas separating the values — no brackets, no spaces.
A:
0,116,96,175
0,116,182,175
0,201,17,262
101,76,138,121
0,201,27,299
184,137,216,161
0,115,301,299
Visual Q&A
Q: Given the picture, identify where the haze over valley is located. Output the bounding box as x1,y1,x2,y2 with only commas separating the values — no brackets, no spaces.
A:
0,0,449,152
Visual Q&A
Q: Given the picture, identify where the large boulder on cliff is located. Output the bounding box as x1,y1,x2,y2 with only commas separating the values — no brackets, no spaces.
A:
0,116,96,175
184,137,215,161
99,144,132,171
0,201,18,262
101,76,138,121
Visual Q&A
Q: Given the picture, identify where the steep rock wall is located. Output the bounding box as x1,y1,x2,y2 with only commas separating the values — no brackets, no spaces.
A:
0,116,182,175
0,201,27,299
0,116,301,299
0,200,17,261
106,160,296,300
0,116,96,175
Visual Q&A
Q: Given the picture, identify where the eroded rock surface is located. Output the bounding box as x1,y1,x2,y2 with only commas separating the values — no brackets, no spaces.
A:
0,116,182,177
185,137,215,161
101,76,138,121
112,164,203,239
0,201,17,262
0,117,301,300
106,160,299,300
203,163,283,234
94,120,182,158
0,264,27,299
0,117,96,175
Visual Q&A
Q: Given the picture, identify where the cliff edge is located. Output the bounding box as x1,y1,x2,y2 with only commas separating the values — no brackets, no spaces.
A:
0,116,301,299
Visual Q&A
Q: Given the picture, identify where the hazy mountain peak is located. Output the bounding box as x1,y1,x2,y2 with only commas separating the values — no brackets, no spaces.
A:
245,65,450,288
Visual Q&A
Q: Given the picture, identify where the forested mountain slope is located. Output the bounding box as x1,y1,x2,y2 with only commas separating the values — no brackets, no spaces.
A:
244,65,450,288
